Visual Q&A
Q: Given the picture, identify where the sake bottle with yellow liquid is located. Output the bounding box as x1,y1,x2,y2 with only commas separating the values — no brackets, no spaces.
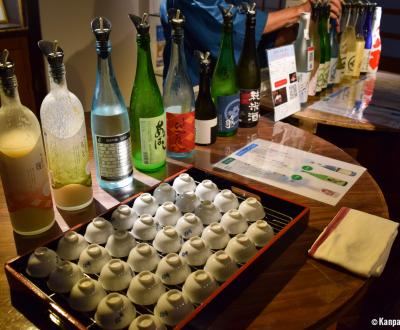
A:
38,40,93,211
0,50,55,235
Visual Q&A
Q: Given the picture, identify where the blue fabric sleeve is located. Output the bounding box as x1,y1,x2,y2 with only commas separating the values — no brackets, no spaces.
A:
161,0,269,85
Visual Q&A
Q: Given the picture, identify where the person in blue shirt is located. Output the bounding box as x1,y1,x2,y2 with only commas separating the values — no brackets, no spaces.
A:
160,0,341,86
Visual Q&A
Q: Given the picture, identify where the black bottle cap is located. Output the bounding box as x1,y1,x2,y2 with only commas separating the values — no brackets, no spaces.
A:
129,13,150,35
38,40,64,83
91,16,112,58
219,4,236,23
0,49,15,78
241,2,256,24
196,50,211,69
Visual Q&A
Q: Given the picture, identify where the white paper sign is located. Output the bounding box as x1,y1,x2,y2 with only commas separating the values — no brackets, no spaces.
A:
266,45,301,121
214,139,366,206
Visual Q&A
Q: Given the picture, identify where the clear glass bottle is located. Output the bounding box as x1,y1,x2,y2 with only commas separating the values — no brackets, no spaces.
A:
367,6,382,73
360,3,375,73
91,17,133,189
336,2,351,84
344,4,357,79
195,51,217,146
294,12,311,104
308,2,321,98
0,50,55,235
211,5,240,136
237,3,260,127
129,13,166,171
352,3,366,78
38,40,93,211
163,9,195,158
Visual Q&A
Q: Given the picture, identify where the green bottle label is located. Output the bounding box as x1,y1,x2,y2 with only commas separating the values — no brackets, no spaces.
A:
216,93,240,133
139,113,166,165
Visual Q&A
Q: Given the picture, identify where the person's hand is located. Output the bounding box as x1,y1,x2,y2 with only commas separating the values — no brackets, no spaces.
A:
329,0,342,20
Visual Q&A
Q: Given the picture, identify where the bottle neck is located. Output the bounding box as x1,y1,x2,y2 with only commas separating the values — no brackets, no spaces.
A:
95,50,118,95
135,34,157,86
244,19,257,52
48,64,67,91
298,15,310,40
220,22,235,61
169,31,188,73
198,67,211,98
0,75,21,106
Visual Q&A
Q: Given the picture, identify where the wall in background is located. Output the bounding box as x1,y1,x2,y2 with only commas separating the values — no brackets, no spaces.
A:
39,0,148,111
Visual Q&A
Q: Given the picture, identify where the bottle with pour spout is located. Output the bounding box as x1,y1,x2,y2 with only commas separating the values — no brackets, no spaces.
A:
0,50,55,235
38,40,93,211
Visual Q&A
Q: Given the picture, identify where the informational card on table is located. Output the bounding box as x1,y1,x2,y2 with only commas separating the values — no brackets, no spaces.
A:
214,139,366,206
266,45,301,121
310,75,400,129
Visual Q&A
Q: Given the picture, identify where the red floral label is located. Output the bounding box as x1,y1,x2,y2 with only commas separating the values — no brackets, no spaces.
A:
166,112,195,153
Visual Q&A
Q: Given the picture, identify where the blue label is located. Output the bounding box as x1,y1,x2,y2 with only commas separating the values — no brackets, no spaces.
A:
216,93,240,133
236,143,258,156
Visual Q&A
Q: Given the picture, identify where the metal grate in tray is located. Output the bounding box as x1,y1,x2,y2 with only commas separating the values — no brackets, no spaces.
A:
19,177,295,330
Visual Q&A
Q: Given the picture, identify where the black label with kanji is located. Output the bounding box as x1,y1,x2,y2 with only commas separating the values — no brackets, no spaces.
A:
239,89,260,124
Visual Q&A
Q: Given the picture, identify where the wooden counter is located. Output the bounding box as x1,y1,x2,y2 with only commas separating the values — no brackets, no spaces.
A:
0,116,389,329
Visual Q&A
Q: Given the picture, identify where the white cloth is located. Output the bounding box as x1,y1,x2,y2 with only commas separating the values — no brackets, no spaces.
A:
308,207,399,277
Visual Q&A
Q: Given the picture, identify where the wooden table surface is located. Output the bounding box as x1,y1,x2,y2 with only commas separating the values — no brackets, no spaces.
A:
0,116,389,329
260,71,400,133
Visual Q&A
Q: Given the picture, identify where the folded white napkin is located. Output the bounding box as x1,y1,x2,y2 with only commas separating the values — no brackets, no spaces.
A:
308,207,399,277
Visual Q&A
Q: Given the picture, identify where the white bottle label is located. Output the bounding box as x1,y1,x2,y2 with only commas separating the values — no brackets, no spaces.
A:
95,131,133,181
297,71,311,104
328,57,338,85
361,49,370,73
307,46,314,71
139,113,166,165
345,51,356,76
195,118,217,145
308,64,320,96
316,63,327,92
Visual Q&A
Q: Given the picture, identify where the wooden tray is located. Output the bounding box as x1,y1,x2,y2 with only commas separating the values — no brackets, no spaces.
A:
5,167,310,329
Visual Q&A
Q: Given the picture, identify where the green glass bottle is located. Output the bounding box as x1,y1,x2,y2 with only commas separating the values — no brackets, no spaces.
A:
129,14,166,172
316,4,328,94
237,3,260,128
321,4,331,91
308,2,321,98
211,4,240,137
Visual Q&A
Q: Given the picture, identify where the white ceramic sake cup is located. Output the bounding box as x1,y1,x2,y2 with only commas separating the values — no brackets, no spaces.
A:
182,270,218,304
95,293,136,330
56,231,88,261
194,200,222,225
175,213,203,239
127,271,166,306
84,217,114,244
201,222,230,250
105,230,137,258
194,179,219,202
225,234,257,264
175,191,200,213
69,277,106,312
155,253,191,285
47,260,84,293
132,193,158,216
238,197,266,222
154,202,182,227
26,247,59,278
213,189,239,213
127,243,160,273
78,244,111,274
172,173,196,194
153,182,176,205
99,259,133,291
179,236,211,266
111,205,137,230
204,250,238,282
131,214,157,241
220,209,248,235
245,220,274,247
154,290,194,326
152,226,182,254
129,314,166,330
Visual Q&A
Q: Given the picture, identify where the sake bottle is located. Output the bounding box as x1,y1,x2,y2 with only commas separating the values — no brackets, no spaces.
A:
129,13,166,171
336,2,351,84
308,2,321,98
294,12,311,104
163,9,195,157
328,18,339,88
352,3,366,78
91,17,133,189
0,50,55,235
195,51,217,146
368,6,382,73
237,2,260,127
360,3,375,73
317,3,330,92
38,40,93,211
344,4,357,79
211,4,240,136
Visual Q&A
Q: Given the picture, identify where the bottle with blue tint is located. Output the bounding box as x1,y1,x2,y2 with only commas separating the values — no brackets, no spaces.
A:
328,18,338,88
164,9,195,158
361,3,375,74
91,17,133,189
